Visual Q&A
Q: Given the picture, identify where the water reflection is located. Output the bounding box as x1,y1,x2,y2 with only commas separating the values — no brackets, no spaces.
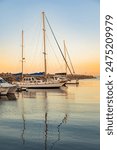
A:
0,80,100,150
0,94,17,101
21,93,26,145
42,90,69,150
50,114,68,150
18,88,69,150
21,112,26,144
43,91,48,150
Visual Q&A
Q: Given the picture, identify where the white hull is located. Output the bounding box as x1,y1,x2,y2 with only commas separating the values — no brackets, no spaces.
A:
53,76,79,85
17,82,65,89
0,87,9,95
67,79,79,84
0,77,17,95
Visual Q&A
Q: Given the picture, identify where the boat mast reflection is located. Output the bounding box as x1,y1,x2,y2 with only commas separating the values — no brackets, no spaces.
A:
43,91,48,150
21,93,26,144
49,114,68,150
42,90,69,150
18,88,69,149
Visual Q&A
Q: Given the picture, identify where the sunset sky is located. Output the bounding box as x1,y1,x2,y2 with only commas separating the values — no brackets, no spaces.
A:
0,0,99,75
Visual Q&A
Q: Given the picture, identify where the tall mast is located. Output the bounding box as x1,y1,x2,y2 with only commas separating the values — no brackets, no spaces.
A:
42,12,47,77
45,15,73,76
64,41,75,74
21,30,24,80
64,40,67,74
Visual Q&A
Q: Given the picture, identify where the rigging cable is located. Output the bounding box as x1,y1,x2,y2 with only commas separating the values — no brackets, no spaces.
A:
46,34,63,71
45,14,73,76
64,42,75,74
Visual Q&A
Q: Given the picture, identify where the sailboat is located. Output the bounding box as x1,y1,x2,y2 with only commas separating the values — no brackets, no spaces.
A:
63,41,79,84
16,12,66,89
54,41,79,84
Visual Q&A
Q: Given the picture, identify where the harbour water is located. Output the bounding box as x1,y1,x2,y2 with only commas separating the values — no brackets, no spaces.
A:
0,79,100,150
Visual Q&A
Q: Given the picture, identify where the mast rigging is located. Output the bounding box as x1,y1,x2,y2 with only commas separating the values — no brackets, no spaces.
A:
44,14,73,76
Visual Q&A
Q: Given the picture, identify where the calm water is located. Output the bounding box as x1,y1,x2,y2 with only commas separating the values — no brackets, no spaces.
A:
0,79,100,150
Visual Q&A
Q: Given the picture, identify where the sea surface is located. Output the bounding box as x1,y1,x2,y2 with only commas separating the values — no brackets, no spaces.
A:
0,79,100,150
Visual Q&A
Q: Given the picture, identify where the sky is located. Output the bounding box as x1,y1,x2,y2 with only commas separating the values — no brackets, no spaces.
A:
0,0,100,75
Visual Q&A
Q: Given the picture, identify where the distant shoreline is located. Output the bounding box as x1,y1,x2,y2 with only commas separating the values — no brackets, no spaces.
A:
67,74,97,80
0,72,97,83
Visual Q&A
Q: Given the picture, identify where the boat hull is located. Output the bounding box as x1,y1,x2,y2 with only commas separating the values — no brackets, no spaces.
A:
67,79,79,84
0,87,9,95
17,82,65,89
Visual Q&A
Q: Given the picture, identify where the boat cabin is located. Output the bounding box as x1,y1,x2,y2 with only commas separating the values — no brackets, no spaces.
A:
22,77,38,82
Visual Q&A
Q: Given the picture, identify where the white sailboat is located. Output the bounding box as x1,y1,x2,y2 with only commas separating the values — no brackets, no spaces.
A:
16,12,66,89
63,41,79,84
16,76,65,89
53,41,79,84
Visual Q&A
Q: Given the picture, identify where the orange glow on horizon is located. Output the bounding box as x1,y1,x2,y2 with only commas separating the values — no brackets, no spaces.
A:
0,61,100,76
